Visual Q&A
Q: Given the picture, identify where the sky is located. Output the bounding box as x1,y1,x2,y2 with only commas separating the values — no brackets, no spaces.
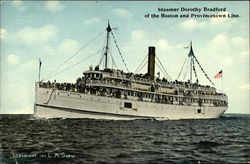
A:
0,1,249,114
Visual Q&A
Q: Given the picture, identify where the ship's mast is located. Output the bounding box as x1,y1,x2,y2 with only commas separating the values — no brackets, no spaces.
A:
104,21,112,69
188,41,194,83
177,41,215,86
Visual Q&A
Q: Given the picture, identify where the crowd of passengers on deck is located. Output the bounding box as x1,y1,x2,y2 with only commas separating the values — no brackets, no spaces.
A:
84,67,215,90
39,79,227,107
39,77,225,96
116,71,213,89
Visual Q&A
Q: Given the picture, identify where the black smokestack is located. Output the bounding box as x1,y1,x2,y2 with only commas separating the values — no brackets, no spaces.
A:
147,47,155,81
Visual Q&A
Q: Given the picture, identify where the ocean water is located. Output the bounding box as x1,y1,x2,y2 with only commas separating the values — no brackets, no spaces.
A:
0,114,249,164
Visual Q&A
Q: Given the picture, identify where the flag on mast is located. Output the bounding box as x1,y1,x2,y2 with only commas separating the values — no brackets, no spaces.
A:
214,70,222,79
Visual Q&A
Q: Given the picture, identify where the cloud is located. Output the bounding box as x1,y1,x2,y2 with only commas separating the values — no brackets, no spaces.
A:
131,30,145,41
210,34,227,44
113,8,132,17
156,39,172,51
239,84,250,90
0,29,7,39
199,33,249,70
12,0,26,11
26,60,37,68
7,54,21,65
12,60,38,75
207,34,248,52
180,19,201,30
208,34,229,50
44,46,56,55
45,1,64,12
230,37,248,50
222,56,233,65
230,37,246,45
16,24,59,44
204,34,243,64
57,39,81,55
240,50,249,58
180,12,234,30
83,17,101,25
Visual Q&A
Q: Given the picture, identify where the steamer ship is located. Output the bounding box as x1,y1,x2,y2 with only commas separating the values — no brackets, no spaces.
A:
34,23,228,120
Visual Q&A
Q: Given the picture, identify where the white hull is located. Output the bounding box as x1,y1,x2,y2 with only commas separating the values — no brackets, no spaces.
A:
34,86,227,120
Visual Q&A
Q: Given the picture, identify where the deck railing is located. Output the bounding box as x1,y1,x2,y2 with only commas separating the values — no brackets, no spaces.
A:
38,81,227,107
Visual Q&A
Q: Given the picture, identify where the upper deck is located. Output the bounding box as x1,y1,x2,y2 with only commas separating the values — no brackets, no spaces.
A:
83,69,218,93
81,69,228,103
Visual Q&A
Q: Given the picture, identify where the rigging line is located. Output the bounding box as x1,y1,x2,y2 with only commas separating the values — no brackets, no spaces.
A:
110,31,130,73
183,57,189,81
46,48,103,80
155,60,171,81
99,39,107,66
157,61,171,82
135,55,148,73
176,57,187,80
99,33,108,67
193,54,215,86
44,30,105,79
155,57,166,78
136,60,148,74
109,40,113,69
108,49,118,69
155,62,166,79
156,56,172,82
98,54,104,67
156,56,172,81
192,59,198,82
98,48,106,66
155,62,170,81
